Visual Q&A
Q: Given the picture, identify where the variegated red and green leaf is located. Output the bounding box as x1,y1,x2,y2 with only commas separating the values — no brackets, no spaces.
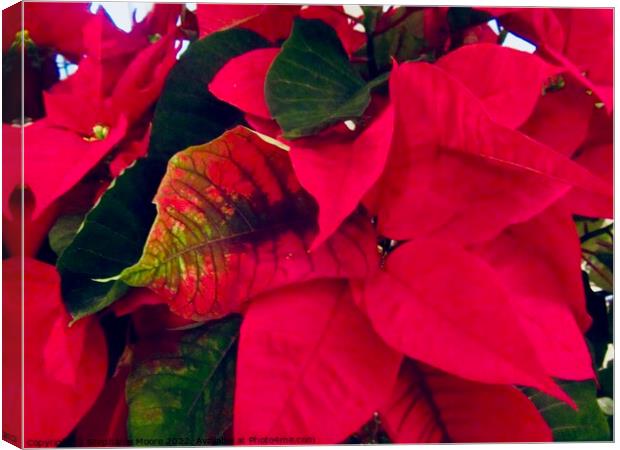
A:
118,126,377,321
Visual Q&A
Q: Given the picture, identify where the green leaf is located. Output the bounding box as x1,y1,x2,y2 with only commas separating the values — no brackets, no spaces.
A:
598,362,613,398
149,29,270,161
265,18,371,139
57,29,270,320
446,7,492,33
523,380,611,441
126,315,240,445
57,158,166,320
48,213,86,257
356,7,426,77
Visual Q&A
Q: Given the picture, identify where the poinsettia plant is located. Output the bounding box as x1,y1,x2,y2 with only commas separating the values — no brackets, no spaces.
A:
2,3,614,446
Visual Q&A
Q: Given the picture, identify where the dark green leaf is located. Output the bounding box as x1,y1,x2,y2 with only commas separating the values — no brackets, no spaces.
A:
48,213,86,257
356,7,426,77
148,29,270,161
523,380,611,441
126,316,240,446
57,29,269,320
57,158,165,320
598,362,613,398
265,18,371,138
361,5,383,30
446,7,492,32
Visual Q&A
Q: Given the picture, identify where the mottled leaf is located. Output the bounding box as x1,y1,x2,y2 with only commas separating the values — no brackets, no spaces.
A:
265,18,371,138
119,126,377,320
523,380,611,441
126,316,240,445
57,29,270,320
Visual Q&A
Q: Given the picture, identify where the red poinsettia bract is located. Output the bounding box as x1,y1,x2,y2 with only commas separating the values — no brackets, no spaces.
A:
3,4,613,447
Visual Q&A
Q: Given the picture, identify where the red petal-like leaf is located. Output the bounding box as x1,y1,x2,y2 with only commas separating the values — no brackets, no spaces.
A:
357,239,569,402
110,288,166,317
290,105,394,249
551,9,613,111
196,4,268,35
110,33,178,124
3,186,61,258
520,75,594,156
130,3,182,38
562,144,613,218
120,126,378,320
472,204,594,379
83,9,145,62
43,57,111,137
558,105,613,218
482,7,565,50
2,256,22,445
2,3,93,60
2,124,21,220
109,131,150,178
235,280,402,444
462,22,499,46
376,62,610,244
23,117,128,218
74,357,131,447
209,48,280,119
3,258,108,443
381,360,552,443
244,113,282,138
196,4,299,42
485,8,613,112
437,43,561,129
